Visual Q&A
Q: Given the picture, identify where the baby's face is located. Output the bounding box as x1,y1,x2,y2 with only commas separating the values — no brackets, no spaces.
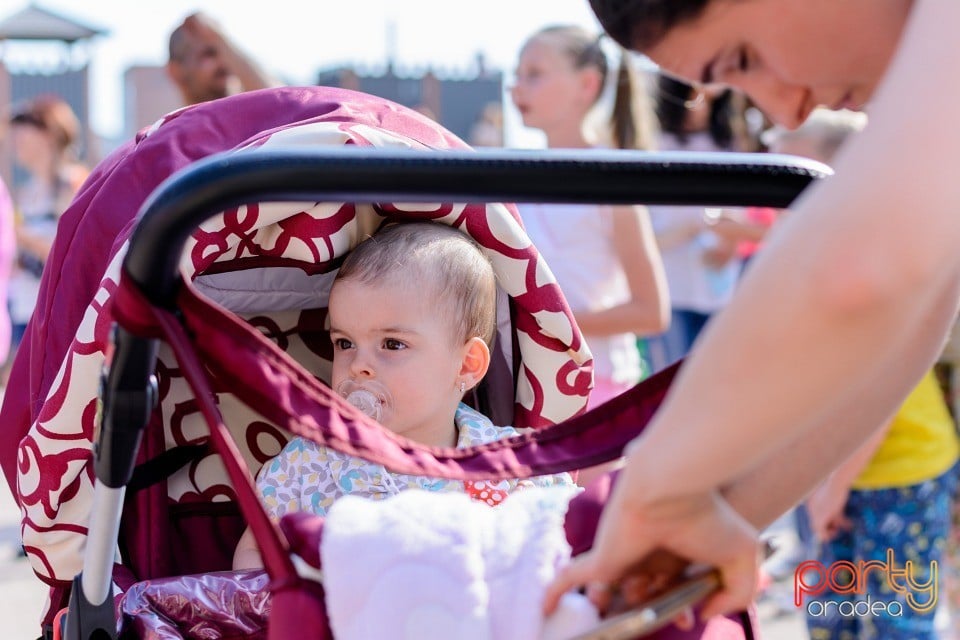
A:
328,275,465,447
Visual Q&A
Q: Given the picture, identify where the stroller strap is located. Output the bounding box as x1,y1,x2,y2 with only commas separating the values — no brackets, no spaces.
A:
127,443,210,494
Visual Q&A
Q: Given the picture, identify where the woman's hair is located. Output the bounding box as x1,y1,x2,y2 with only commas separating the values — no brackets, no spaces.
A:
334,222,497,347
530,25,657,150
587,0,712,51
10,94,81,156
655,74,742,149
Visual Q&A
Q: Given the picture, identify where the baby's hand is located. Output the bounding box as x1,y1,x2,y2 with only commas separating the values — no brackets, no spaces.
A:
232,526,264,570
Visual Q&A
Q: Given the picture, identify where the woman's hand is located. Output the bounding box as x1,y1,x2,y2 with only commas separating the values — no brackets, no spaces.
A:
543,462,761,624
806,478,852,542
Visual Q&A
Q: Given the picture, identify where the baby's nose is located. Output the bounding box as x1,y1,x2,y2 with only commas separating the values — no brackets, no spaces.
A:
349,352,375,378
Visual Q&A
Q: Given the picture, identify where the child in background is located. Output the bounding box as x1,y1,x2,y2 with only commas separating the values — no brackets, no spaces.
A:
803,371,958,640
510,25,668,409
234,222,575,569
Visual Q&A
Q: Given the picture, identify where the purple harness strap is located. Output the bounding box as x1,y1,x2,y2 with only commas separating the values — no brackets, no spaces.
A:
114,272,679,479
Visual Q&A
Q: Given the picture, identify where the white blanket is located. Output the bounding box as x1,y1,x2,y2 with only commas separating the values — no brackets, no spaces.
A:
320,485,598,640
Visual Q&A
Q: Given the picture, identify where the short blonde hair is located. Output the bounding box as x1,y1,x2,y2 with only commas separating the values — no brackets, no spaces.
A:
334,222,497,347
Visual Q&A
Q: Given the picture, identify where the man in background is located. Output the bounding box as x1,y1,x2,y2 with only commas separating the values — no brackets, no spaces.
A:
166,12,278,106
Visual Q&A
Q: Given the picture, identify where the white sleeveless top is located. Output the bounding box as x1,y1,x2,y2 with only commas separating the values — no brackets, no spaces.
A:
519,202,641,385
648,131,740,313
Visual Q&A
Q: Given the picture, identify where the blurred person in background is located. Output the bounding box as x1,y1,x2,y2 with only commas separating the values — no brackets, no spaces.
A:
166,11,278,106
803,373,957,640
702,104,861,281
0,175,15,375
5,95,89,382
510,24,668,416
644,74,754,372
468,101,505,148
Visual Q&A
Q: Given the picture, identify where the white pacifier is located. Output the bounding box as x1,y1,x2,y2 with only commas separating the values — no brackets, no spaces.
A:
336,379,392,423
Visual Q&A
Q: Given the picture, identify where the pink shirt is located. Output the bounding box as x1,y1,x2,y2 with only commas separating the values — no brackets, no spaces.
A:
737,206,779,258
0,179,15,362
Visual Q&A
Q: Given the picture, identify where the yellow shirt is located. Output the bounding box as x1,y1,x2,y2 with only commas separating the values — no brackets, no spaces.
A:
853,371,960,489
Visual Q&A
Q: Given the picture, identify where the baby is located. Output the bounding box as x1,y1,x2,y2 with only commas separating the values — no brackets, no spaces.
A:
234,221,575,569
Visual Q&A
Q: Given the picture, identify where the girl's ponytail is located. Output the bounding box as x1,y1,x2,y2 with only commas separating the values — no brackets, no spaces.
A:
609,45,657,150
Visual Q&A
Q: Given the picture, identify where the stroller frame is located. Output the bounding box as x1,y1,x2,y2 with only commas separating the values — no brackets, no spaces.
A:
62,147,829,640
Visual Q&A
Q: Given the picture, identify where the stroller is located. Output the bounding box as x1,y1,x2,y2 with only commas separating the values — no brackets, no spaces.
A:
0,87,828,640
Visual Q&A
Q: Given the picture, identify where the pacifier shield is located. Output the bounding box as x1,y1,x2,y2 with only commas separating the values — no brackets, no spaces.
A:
345,388,382,421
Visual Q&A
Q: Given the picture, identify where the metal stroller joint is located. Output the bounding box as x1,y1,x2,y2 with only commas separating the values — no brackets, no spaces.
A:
63,324,160,640
95,324,160,489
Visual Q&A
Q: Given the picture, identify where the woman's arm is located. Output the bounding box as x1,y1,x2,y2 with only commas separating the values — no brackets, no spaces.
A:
16,225,56,261
806,419,889,541
546,0,960,615
721,288,959,530
709,209,776,246
573,205,670,336
628,0,960,495
651,206,708,251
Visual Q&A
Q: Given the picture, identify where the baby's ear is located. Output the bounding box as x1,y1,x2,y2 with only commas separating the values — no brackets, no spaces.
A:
459,337,491,389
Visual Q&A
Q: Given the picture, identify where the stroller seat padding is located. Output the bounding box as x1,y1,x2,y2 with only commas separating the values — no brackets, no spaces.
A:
4,87,594,627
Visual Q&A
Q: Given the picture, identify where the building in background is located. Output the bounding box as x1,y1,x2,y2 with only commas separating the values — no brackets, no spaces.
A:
123,65,181,140
0,4,106,185
124,54,504,148
0,4,507,178
317,53,503,145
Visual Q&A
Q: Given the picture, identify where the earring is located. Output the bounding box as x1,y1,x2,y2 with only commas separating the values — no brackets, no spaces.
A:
459,381,466,393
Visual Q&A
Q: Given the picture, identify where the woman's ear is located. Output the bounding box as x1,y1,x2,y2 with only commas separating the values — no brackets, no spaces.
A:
166,60,185,86
579,67,604,106
459,337,491,391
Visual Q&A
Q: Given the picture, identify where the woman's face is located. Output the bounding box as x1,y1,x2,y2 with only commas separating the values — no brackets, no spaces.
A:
643,0,911,128
511,36,598,134
11,123,54,170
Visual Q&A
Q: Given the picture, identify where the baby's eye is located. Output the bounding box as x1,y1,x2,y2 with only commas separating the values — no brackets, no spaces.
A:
383,338,407,351
333,338,353,350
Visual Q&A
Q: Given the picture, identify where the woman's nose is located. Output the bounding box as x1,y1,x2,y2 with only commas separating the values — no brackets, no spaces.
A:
738,76,812,131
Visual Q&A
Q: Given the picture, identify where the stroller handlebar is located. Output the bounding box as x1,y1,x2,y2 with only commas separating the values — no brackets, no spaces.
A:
124,147,830,308
79,147,827,639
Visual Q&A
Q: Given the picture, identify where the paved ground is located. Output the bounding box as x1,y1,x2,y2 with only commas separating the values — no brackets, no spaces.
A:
0,482,50,639
757,597,808,639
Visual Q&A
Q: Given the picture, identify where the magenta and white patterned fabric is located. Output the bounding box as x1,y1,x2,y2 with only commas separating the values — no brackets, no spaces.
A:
0,88,592,619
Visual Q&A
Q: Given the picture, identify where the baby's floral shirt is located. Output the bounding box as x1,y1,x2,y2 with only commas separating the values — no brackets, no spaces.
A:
256,403,575,517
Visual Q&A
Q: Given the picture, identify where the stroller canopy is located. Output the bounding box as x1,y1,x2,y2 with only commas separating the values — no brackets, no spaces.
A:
2,87,592,601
